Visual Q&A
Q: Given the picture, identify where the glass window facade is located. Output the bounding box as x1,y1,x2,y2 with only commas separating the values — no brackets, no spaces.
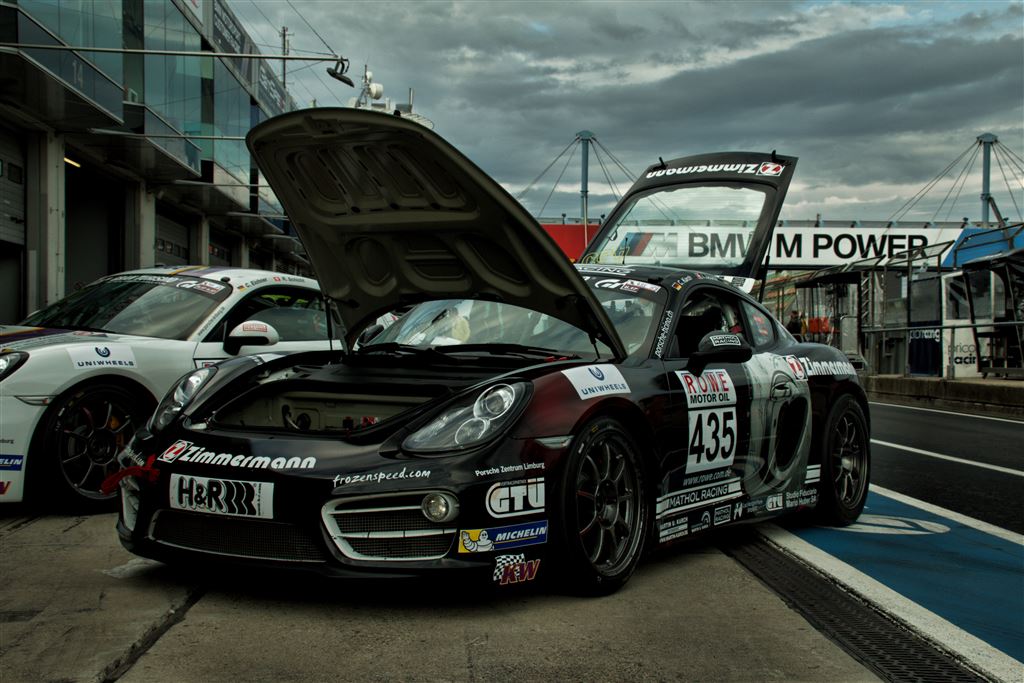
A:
212,58,251,184
142,0,201,171
19,0,123,84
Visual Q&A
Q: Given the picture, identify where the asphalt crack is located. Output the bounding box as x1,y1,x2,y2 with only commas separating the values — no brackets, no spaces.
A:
96,585,206,683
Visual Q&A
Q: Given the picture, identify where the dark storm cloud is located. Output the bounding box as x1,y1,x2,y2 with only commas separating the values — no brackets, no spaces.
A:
235,0,1024,221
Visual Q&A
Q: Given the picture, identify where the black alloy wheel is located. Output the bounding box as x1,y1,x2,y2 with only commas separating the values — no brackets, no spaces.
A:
37,384,147,509
815,394,870,526
554,417,649,595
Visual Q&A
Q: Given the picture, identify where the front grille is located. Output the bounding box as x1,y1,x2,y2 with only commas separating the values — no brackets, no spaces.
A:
322,494,457,562
150,510,327,563
347,535,454,558
333,509,437,533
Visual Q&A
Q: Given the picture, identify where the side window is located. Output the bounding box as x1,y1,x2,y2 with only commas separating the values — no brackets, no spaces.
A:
204,286,337,342
741,300,776,349
670,289,746,357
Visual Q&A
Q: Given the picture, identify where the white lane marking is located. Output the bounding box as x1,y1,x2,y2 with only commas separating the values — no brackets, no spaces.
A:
760,524,1024,683
102,558,162,579
872,485,1024,545
870,401,1024,425
871,439,1024,477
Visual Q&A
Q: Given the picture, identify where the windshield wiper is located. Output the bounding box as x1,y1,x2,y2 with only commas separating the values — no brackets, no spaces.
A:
358,342,447,359
433,343,580,360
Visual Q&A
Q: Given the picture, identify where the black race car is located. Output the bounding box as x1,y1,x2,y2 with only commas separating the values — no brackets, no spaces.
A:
110,109,869,595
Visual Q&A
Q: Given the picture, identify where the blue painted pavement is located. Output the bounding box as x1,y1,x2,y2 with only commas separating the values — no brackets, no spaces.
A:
790,490,1024,662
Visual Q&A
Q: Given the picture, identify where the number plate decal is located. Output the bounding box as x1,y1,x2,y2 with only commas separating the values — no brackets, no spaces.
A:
687,408,737,473
169,474,274,518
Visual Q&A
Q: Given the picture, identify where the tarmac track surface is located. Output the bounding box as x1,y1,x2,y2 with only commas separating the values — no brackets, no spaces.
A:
2,403,1020,682
0,511,874,682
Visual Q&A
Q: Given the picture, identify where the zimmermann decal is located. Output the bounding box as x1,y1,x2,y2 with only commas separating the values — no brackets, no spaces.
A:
794,357,856,377
158,440,316,470
486,477,544,518
646,162,773,179
561,365,630,400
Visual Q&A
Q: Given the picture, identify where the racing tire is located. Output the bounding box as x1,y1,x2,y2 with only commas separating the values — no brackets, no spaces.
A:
31,383,150,512
814,394,870,526
552,417,650,596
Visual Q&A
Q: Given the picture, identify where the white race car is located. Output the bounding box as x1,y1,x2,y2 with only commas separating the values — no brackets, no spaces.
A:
0,266,354,507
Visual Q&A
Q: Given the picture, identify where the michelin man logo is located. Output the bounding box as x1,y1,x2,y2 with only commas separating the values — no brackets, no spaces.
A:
461,529,494,552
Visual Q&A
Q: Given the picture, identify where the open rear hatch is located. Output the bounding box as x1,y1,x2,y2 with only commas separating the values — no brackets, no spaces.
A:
582,152,797,280
246,108,625,359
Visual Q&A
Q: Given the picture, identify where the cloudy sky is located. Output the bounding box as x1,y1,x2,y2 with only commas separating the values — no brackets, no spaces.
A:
233,0,1024,224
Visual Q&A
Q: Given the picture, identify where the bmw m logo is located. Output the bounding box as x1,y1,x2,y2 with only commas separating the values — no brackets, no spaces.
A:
95,347,111,358
588,367,606,381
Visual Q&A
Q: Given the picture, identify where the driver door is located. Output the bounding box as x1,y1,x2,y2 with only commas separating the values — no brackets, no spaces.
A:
656,286,770,538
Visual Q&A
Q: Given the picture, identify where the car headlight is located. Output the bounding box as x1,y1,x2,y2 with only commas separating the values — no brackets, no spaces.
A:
403,382,531,454
149,366,217,433
0,351,28,382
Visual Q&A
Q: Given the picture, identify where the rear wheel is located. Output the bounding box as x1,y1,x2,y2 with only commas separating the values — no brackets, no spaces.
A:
553,417,649,595
814,394,870,526
33,383,149,510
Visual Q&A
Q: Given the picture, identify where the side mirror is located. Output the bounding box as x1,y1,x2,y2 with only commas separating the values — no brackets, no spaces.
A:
686,332,752,375
224,320,280,355
356,323,384,348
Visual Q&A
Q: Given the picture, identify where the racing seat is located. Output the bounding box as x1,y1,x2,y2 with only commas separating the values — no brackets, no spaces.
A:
675,306,724,355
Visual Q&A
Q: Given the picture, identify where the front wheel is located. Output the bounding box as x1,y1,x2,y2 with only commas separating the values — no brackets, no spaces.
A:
33,383,149,511
814,394,870,525
552,417,649,596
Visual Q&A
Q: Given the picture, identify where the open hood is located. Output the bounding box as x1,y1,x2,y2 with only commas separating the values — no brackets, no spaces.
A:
582,152,797,279
247,109,626,358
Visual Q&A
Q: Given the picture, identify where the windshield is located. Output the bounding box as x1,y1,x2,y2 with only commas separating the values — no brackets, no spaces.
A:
366,284,666,360
22,274,231,340
584,183,769,268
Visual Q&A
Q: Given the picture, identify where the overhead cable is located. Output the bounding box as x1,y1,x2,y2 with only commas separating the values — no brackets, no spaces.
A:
285,0,336,55
515,138,578,201
888,141,975,222
538,140,580,218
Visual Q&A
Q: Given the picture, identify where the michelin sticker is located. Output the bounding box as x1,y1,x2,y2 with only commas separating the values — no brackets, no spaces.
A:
561,365,630,400
459,520,548,553
68,345,137,369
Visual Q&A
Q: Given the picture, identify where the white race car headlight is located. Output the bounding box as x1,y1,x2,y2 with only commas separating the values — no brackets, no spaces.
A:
149,366,217,433
403,382,530,454
0,351,28,382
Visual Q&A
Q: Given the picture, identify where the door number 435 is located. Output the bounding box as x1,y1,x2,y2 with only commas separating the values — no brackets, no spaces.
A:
687,408,736,473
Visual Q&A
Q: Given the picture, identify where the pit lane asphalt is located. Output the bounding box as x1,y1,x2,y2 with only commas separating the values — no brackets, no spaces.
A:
5,403,1017,682
0,508,875,682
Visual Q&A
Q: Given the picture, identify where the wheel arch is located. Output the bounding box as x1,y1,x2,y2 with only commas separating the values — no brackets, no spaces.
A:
29,375,158,455
807,378,870,465
573,398,660,500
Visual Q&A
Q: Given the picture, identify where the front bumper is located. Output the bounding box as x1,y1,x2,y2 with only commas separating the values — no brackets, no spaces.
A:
0,395,49,503
115,431,558,580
